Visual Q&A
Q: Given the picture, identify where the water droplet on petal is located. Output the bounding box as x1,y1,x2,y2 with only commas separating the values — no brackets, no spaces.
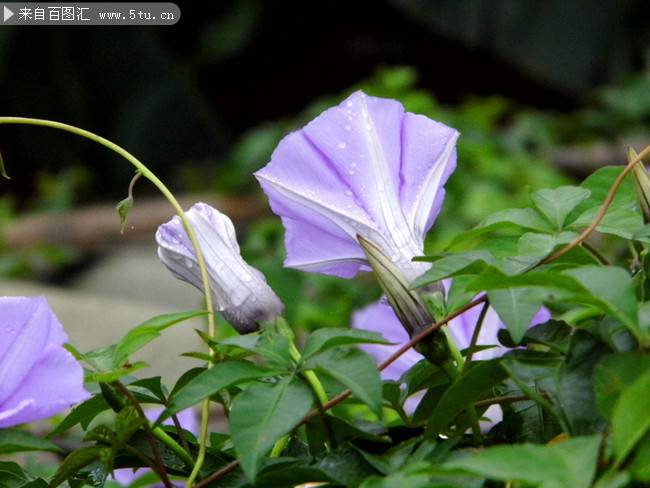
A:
348,169,355,175
344,189,353,196
338,142,346,149
345,125,351,131
241,273,252,282
346,100,353,107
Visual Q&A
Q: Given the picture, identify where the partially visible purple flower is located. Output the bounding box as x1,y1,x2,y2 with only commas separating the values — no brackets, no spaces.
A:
0,296,89,428
112,408,198,487
156,203,284,333
352,299,550,427
256,90,458,282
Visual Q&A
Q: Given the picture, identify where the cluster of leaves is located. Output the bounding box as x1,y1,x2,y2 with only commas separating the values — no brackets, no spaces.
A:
5,157,650,488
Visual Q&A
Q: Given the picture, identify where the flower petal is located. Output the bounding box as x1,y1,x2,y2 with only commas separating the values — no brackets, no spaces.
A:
0,345,88,427
0,297,66,405
256,91,459,281
399,113,458,241
352,301,422,382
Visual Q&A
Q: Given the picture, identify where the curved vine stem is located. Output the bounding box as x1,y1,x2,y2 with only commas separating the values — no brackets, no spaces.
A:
542,143,650,264
0,117,216,487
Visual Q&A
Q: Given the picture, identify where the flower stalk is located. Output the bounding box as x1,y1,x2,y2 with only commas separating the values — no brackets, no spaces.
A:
0,117,215,487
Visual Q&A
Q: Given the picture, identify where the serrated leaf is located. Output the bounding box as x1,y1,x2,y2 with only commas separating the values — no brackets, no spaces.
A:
302,328,391,359
162,360,281,419
307,348,383,417
0,429,63,455
230,377,313,481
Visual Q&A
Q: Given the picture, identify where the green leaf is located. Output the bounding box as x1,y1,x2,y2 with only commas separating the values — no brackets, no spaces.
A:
611,369,650,465
517,231,577,258
427,360,507,435
0,151,10,179
221,332,293,368
115,406,147,445
448,207,554,249
115,195,134,234
488,288,544,343
569,205,645,241
593,352,650,419
629,434,650,482
470,265,640,338
163,360,281,419
113,310,208,366
530,186,591,229
564,266,640,339
444,435,602,488
410,251,495,289
230,376,313,482
308,348,383,417
50,446,110,488
0,429,62,455
302,328,391,359
85,361,147,383
48,395,110,438
556,331,609,435
577,166,636,212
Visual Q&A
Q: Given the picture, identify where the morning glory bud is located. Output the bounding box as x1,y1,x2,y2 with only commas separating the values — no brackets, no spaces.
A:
156,203,284,333
256,90,458,284
357,233,450,364
629,147,650,224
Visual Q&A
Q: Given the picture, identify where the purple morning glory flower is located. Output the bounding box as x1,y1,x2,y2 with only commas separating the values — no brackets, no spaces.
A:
112,408,198,487
256,90,458,282
0,296,89,428
156,203,284,333
352,299,551,424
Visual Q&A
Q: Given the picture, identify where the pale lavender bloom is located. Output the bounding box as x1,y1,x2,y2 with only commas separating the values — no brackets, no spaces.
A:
256,90,458,283
352,299,550,426
0,296,89,428
112,408,197,487
156,203,284,333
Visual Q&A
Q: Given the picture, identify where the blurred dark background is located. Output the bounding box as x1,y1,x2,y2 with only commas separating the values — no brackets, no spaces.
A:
2,0,649,204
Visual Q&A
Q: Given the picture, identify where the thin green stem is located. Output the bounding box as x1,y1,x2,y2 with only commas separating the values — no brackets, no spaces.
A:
441,331,483,443
152,426,195,468
463,301,489,373
114,382,173,488
0,117,216,487
289,345,329,406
